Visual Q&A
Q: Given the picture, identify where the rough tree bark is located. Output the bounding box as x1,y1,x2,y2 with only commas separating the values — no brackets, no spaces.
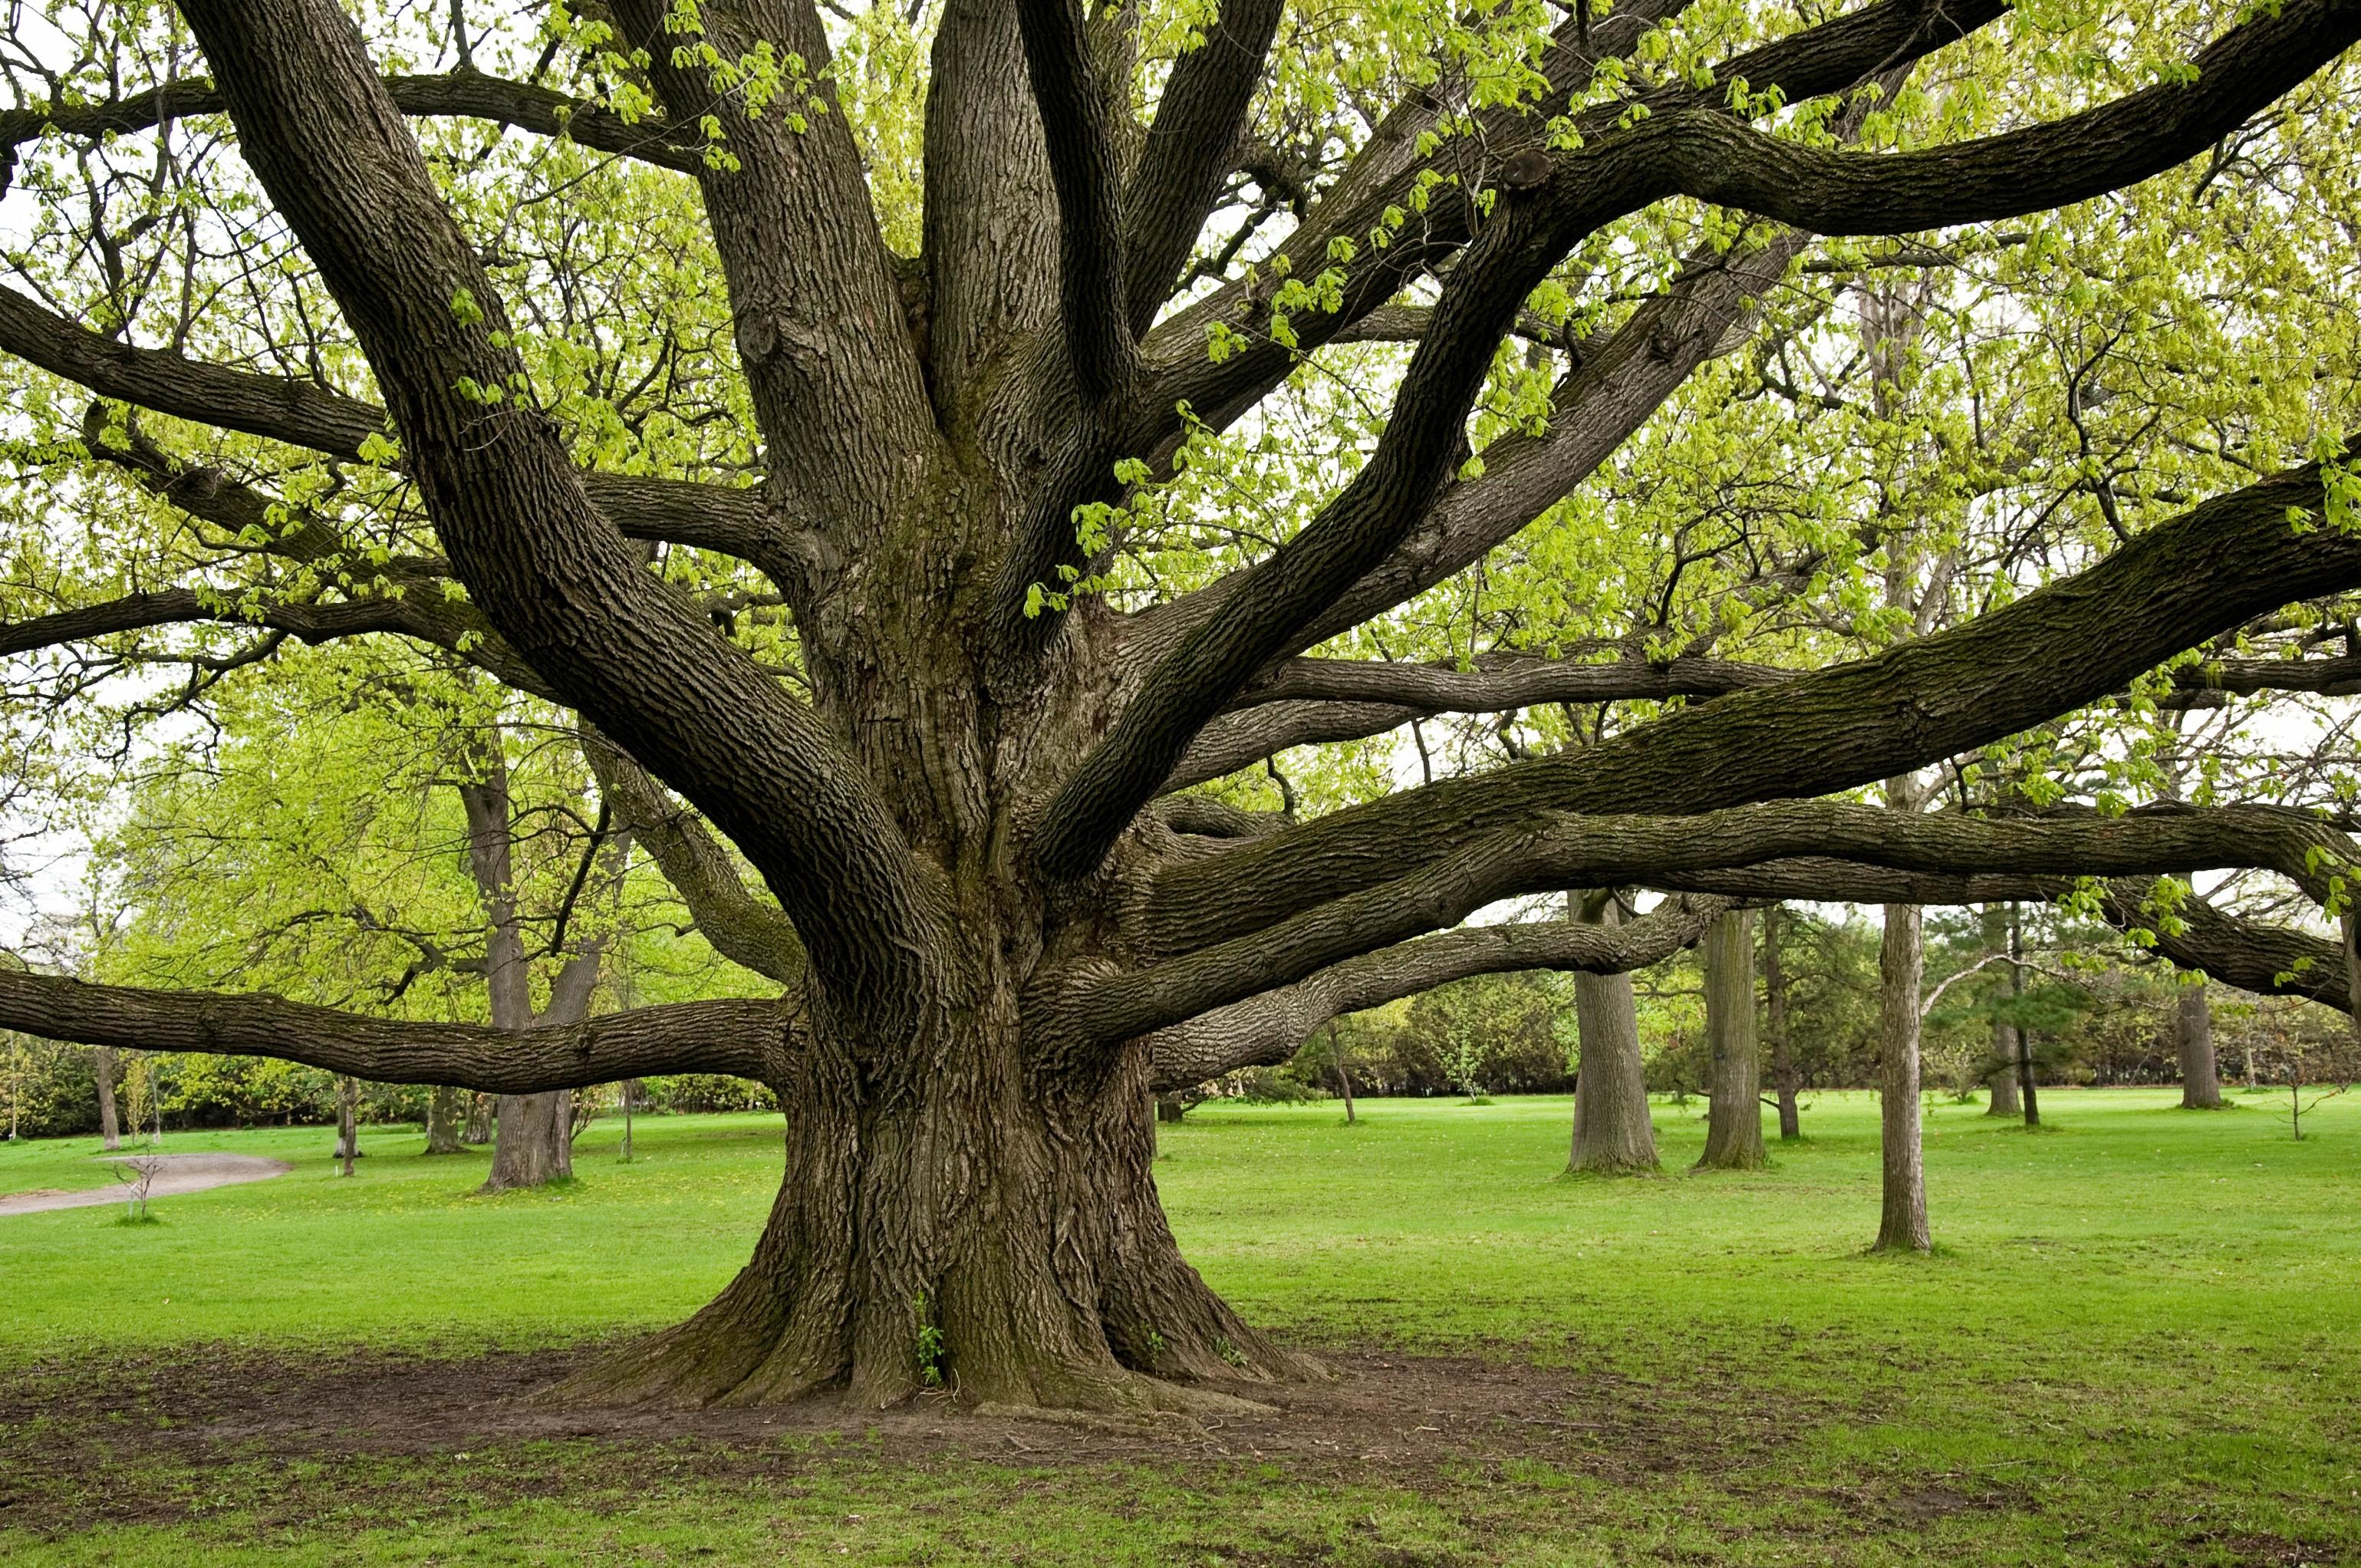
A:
1982,908,2020,1118
336,1075,360,1177
2177,979,2223,1109
1875,904,1931,1253
1695,909,1766,1171
94,1045,120,1152
1569,894,1659,1174
0,0,2348,1416
423,1085,466,1155
1763,904,1802,1140
2010,908,2040,1128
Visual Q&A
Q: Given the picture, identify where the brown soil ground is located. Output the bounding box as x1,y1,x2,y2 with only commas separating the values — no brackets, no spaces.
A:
0,1340,1796,1535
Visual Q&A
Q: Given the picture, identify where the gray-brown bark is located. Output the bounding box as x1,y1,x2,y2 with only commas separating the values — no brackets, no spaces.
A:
1695,910,1765,1171
423,1085,465,1155
0,0,2349,1417
2177,980,2223,1109
1567,894,1658,1174
1763,905,1801,1141
94,1045,120,1152
336,1075,360,1178
1875,905,1931,1253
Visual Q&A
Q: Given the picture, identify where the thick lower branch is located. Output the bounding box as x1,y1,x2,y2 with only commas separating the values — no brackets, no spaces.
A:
1147,453,2361,949
1101,802,2343,1041
1143,894,1725,1089
0,967,796,1092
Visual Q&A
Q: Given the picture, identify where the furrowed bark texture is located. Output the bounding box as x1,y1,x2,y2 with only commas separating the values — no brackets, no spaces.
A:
1695,911,1766,1171
0,0,2353,1414
1569,899,1659,1174
2177,981,2222,1110
1875,904,1931,1253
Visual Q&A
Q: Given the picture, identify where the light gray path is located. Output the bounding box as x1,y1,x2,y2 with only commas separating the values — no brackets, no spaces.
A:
0,1152,294,1216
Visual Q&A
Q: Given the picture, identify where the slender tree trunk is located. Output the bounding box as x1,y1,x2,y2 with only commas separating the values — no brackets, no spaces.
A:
337,1074,359,1177
463,1091,494,1145
621,1079,637,1160
1980,906,2020,1116
1694,908,1765,1170
423,1083,465,1154
94,1044,121,1151
1763,904,1801,1140
1569,895,1658,1174
1987,1014,2023,1118
2177,979,2222,1108
1875,904,1931,1252
460,741,578,1194
2010,905,2040,1127
1331,1026,1355,1125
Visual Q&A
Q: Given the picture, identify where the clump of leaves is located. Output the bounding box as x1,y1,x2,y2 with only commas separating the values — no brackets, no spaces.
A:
913,1293,947,1388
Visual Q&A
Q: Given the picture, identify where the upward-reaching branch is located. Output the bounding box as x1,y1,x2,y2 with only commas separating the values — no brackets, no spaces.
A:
1122,0,1286,335
603,0,934,544
1045,2,2361,879
1016,0,1137,405
175,0,945,1033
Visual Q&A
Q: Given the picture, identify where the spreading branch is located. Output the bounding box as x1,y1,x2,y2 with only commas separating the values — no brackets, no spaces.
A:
0,966,797,1091
176,0,946,1032
1146,450,2361,952
1076,800,2346,1045
1143,894,1727,1090
0,69,708,172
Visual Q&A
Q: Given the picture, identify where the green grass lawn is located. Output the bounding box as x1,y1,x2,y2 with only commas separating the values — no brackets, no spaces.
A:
2,1088,2356,1564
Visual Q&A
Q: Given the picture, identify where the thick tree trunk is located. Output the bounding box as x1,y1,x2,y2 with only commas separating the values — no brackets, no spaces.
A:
1763,904,1801,1140
94,1044,121,1151
463,1092,493,1145
423,1084,465,1154
1694,908,1764,1170
557,1020,1311,1412
486,1091,574,1189
1875,904,1931,1253
2177,980,2222,1108
1569,891,1658,1173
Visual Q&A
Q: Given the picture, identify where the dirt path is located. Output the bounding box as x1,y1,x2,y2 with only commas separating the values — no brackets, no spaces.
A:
0,1152,294,1217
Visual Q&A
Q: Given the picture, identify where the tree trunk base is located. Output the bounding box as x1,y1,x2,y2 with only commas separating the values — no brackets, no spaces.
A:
539,1039,1324,1414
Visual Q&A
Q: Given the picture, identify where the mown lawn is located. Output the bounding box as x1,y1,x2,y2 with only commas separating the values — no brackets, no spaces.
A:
2,1087,2356,1564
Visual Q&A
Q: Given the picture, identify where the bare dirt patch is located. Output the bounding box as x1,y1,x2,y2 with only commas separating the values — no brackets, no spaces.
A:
0,1339,1798,1536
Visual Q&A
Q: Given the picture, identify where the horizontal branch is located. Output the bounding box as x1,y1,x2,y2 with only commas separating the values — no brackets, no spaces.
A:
1146,449,2361,950
0,967,798,1092
1648,863,2356,1015
0,286,802,586
1,69,705,171
1143,894,1726,1090
1092,801,2345,1043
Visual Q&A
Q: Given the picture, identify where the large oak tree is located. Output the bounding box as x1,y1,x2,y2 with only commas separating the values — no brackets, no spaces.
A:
2,0,2360,1413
